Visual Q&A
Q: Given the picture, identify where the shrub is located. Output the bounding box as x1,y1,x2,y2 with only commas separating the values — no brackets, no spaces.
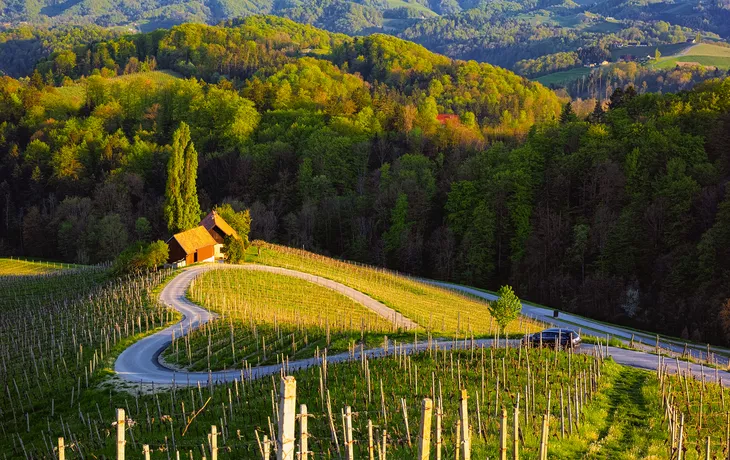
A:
113,240,169,274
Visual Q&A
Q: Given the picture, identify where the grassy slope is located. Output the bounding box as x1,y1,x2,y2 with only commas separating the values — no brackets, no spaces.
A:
535,42,730,88
652,43,730,70
535,66,592,85
610,42,690,60
164,268,397,370
247,242,546,336
0,257,72,275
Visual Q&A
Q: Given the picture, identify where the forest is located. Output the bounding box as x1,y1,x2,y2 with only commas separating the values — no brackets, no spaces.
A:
1,16,730,346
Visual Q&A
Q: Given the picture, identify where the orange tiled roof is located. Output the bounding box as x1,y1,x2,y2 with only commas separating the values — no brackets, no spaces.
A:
169,226,217,254
200,210,239,239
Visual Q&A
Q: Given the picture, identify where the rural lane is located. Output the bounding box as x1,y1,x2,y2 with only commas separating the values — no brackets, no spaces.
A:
115,264,730,386
114,264,416,385
425,279,730,366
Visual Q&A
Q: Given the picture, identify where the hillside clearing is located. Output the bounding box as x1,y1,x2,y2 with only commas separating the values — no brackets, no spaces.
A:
535,66,592,86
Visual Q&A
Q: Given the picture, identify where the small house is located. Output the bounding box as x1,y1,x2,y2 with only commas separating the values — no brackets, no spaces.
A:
167,226,217,266
199,211,239,259
436,114,460,124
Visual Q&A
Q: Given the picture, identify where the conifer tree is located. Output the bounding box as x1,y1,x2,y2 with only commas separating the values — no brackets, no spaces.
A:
164,123,185,233
164,122,200,233
559,102,577,123
181,127,201,230
588,99,605,123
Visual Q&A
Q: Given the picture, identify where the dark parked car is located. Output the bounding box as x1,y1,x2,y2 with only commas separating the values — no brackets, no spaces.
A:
522,328,581,349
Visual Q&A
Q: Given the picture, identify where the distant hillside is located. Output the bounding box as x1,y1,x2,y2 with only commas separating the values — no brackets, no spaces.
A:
1,0,728,69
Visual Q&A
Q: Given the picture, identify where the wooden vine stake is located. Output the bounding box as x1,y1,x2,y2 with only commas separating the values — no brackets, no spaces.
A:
117,408,126,460
299,404,308,460
538,414,549,460
435,398,443,460
210,426,218,460
345,406,354,460
278,376,296,460
499,408,508,460
143,445,151,460
58,438,65,460
455,420,461,460
402,398,412,448
368,419,375,460
677,413,684,460
513,401,520,460
459,390,471,460
418,398,433,460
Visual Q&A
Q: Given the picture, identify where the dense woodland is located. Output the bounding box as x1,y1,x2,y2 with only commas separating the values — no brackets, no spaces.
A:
560,62,730,100
1,17,730,346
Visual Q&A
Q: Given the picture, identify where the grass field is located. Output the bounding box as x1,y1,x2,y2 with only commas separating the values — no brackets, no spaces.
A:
164,268,396,370
533,66,593,86
654,56,730,70
609,42,690,60
582,19,623,33
248,242,545,337
0,257,78,275
652,44,730,70
382,0,438,16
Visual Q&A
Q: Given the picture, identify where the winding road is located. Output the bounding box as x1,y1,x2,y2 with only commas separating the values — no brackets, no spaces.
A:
115,263,730,386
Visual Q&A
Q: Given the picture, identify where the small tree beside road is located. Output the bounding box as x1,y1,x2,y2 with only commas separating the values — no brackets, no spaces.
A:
488,285,522,335
223,235,246,264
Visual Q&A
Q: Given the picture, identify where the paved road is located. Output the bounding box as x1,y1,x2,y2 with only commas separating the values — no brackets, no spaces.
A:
115,264,730,386
114,264,416,385
425,279,730,366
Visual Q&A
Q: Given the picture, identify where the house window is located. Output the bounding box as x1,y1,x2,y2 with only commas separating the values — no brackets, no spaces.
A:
194,252,198,263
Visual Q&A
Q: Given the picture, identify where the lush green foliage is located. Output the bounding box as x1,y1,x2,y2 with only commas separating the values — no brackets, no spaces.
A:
222,236,246,263
488,285,522,334
0,17,560,265
215,203,252,247
112,240,169,274
164,122,201,233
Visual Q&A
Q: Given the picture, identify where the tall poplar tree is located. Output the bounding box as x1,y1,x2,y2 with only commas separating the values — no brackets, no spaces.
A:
181,127,201,230
164,122,200,233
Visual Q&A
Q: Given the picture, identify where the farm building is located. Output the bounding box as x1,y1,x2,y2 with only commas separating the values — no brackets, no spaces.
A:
167,226,217,266
436,114,460,124
199,210,239,259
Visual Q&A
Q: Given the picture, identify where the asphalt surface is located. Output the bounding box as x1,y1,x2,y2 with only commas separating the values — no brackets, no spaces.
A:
114,264,415,385
425,279,730,366
114,264,730,386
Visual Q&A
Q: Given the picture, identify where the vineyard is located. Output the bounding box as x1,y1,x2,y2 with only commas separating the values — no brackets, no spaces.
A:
0,257,78,275
164,268,396,371
0,265,179,457
248,243,546,337
1,252,730,458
